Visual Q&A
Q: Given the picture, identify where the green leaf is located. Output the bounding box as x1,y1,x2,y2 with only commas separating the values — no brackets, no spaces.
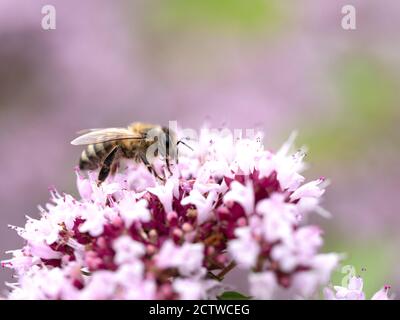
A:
217,291,252,300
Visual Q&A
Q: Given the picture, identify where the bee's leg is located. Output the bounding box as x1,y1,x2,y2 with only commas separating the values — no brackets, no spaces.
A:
165,157,173,176
139,153,165,182
97,145,120,186
110,160,120,175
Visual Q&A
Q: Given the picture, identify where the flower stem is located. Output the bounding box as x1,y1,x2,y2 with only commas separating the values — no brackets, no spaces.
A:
215,261,237,281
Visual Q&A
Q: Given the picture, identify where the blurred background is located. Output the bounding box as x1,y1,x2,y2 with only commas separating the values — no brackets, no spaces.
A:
0,0,399,297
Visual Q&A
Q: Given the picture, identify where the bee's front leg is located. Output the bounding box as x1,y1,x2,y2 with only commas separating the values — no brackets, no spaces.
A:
139,153,165,182
110,160,120,175
165,157,173,177
97,145,120,186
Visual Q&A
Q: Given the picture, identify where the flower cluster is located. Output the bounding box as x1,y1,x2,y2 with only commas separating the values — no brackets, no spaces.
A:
3,128,343,299
324,276,391,300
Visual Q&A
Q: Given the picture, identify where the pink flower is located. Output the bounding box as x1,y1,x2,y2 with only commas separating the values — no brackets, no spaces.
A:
223,181,255,215
91,182,122,205
256,194,298,243
249,272,277,299
181,189,218,224
115,263,145,285
1,128,357,300
120,164,156,192
156,240,204,276
123,279,156,300
1,250,36,275
290,179,325,201
78,203,107,237
148,179,175,213
193,163,224,194
324,276,391,300
76,169,93,200
271,226,323,272
117,196,150,227
258,133,306,191
232,138,263,175
228,227,259,268
371,285,391,300
113,236,146,265
173,278,210,300
28,242,63,261
79,271,117,300
8,266,79,300
276,154,306,192
23,216,60,246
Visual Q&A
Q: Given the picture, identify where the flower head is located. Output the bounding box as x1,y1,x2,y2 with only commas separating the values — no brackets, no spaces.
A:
1,127,352,299
324,276,391,300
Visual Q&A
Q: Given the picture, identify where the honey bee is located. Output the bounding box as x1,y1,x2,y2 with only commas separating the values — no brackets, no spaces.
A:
71,122,180,185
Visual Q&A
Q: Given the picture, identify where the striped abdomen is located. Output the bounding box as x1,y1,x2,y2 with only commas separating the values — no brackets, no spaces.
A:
79,142,116,170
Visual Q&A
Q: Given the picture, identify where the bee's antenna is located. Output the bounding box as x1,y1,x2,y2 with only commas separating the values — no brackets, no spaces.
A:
176,140,193,151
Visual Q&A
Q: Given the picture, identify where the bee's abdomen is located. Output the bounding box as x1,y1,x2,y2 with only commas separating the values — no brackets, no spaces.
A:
79,142,114,170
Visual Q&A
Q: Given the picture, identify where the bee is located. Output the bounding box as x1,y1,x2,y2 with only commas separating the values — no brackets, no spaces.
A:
71,122,180,185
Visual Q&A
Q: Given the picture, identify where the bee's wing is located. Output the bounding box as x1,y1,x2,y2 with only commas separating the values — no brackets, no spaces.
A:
76,128,107,135
71,128,144,145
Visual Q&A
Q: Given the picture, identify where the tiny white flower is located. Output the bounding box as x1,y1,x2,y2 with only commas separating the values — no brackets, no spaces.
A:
24,216,60,245
113,236,146,265
228,227,259,268
223,181,255,215
115,263,145,285
79,203,106,237
181,189,217,224
147,179,175,213
173,278,206,300
290,179,325,201
256,194,298,243
27,241,63,260
156,240,204,276
80,271,116,299
371,285,391,300
118,196,150,227
249,271,277,299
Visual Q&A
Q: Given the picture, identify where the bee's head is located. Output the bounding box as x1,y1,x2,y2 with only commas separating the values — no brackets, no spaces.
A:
145,125,190,162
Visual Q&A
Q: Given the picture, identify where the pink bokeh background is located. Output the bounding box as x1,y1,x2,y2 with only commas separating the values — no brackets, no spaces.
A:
1,0,399,296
